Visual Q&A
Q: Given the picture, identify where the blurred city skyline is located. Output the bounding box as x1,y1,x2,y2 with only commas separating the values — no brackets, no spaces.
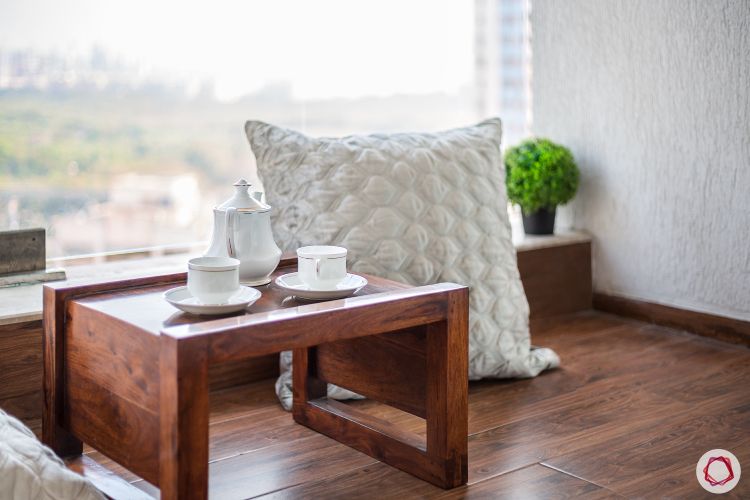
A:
0,0,474,101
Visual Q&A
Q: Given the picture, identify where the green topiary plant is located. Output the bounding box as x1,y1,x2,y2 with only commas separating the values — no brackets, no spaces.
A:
504,138,580,214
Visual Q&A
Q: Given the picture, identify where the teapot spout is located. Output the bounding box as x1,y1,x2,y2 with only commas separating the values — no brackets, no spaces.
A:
252,191,263,202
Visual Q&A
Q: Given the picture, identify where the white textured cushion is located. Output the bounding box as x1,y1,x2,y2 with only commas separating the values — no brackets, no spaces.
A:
0,410,104,500
246,118,559,410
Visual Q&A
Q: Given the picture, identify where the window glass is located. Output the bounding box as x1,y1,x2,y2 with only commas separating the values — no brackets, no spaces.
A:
1,0,529,258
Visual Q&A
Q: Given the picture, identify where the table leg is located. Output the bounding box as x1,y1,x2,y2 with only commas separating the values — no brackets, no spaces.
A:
42,287,82,457
425,289,469,487
292,347,327,419
292,288,469,489
159,336,209,500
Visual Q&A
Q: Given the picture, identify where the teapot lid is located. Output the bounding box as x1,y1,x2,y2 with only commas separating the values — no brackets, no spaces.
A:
217,178,270,212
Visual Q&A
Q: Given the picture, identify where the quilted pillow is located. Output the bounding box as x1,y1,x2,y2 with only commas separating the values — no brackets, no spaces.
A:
245,118,559,409
0,409,104,500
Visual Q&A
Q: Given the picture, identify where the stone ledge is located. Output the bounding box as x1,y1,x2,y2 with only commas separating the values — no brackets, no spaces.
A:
0,253,198,326
512,230,591,252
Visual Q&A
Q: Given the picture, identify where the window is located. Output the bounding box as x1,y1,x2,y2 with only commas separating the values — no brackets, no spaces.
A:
1,0,530,258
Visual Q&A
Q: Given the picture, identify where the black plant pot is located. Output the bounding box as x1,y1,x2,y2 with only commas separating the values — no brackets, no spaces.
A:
522,207,556,235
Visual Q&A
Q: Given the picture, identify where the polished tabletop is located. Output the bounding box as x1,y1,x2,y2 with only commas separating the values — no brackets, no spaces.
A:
71,262,410,336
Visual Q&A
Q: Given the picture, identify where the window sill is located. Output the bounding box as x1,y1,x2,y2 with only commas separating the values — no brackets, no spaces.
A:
0,252,199,326
0,231,591,327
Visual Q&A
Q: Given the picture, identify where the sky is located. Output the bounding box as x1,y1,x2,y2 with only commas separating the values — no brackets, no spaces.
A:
0,0,474,100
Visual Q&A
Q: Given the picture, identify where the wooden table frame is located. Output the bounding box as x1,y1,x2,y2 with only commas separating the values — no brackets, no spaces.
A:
43,257,469,499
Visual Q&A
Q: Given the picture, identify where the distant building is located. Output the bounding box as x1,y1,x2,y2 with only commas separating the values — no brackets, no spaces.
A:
474,0,532,148
0,46,194,96
48,173,207,256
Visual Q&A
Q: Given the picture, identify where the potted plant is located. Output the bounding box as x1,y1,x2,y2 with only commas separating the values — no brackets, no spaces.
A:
504,138,580,235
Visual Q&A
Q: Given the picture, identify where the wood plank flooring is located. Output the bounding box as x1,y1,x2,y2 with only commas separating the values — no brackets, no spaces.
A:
67,311,750,499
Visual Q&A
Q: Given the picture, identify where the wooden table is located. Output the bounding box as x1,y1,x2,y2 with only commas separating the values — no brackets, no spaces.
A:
43,257,469,499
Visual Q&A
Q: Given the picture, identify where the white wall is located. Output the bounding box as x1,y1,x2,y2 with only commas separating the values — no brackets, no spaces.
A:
531,0,750,320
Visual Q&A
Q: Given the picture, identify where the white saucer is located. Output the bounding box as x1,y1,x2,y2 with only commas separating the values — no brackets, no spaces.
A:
164,285,261,315
241,276,272,286
274,273,368,301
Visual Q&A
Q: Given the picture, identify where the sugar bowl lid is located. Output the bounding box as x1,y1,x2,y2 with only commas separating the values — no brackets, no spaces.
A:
217,178,270,212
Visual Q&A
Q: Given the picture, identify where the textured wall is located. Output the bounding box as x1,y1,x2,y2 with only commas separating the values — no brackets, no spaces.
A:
531,0,750,320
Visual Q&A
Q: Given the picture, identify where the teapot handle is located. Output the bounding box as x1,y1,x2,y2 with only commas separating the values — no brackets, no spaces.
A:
225,207,237,258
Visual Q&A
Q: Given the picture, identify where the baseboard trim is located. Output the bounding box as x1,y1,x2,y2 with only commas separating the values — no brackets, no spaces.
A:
593,293,750,347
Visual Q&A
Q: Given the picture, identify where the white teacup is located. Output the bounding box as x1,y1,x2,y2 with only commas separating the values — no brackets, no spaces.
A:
297,246,347,290
187,257,240,304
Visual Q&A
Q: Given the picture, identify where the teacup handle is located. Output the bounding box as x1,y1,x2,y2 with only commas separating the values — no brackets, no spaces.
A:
225,207,237,258
315,258,321,279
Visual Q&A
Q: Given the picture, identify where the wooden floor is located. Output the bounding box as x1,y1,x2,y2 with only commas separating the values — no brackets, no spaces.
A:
68,311,750,499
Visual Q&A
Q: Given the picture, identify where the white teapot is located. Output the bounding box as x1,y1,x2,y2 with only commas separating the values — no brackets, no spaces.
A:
204,179,281,285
